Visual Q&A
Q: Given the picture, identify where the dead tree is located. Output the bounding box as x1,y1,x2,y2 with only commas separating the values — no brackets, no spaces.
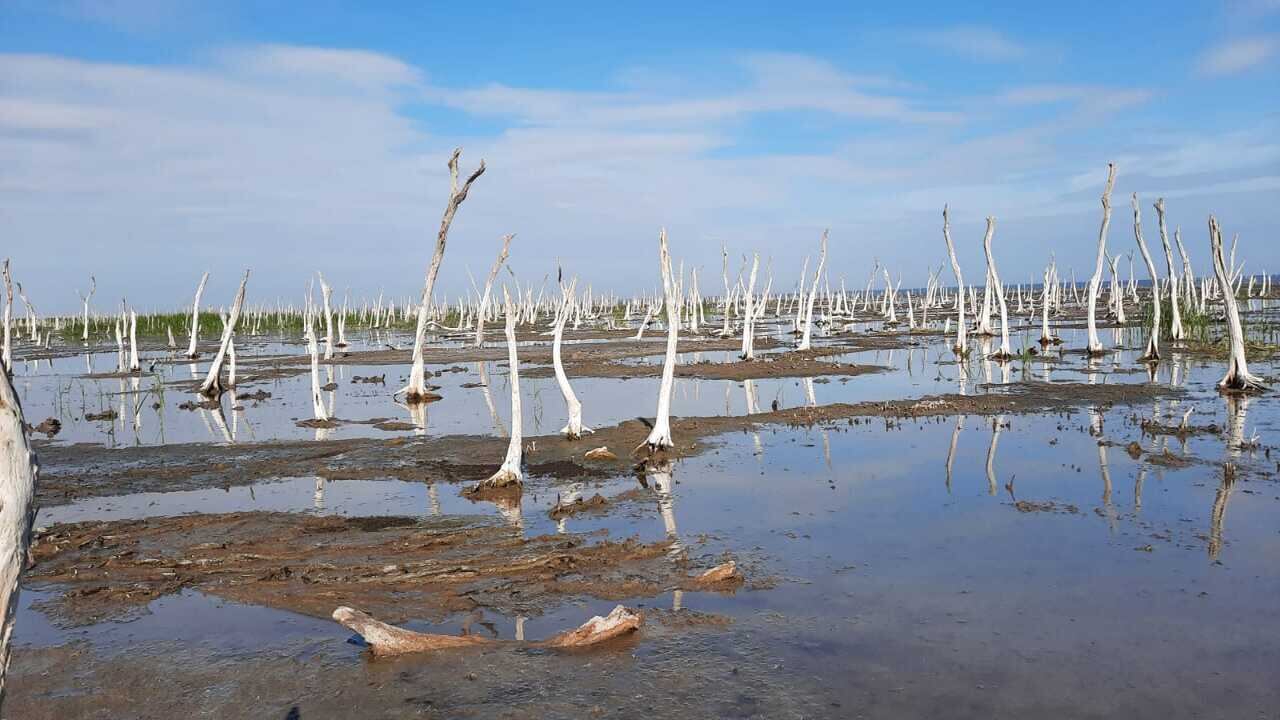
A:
185,272,209,358
1209,217,1265,392
1132,193,1161,362
401,148,486,403
318,272,335,361
481,288,523,488
0,361,38,705
641,229,679,452
305,307,329,421
981,218,1012,359
198,270,249,399
77,275,96,344
740,253,760,359
553,278,590,439
942,205,967,354
475,234,514,347
1154,199,1184,340
796,230,828,351
1086,163,1118,355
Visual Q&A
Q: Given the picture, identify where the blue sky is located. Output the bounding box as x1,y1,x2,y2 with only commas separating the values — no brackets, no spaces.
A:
2,1,1279,310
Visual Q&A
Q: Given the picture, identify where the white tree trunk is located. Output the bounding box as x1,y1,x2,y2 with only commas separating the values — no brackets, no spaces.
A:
1086,163,1118,355
402,148,485,403
740,253,759,359
1154,199,1184,340
942,205,967,354
981,218,1012,358
1131,193,1161,362
554,280,590,439
1209,217,1264,391
318,272,335,361
306,309,328,421
185,271,209,358
485,288,523,487
1040,261,1056,344
81,275,95,344
128,309,140,372
475,234,514,347
796,230,828,351
643,229,678,452
199,270,249,399
0,362,38,705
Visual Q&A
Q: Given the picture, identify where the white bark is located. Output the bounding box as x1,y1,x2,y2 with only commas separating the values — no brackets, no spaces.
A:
642,229,678,452
942,205,967,354
554,279,590,439
128,309,140,372
1040,261,1056,344
403,148,485,403
318,272,335,361
0,362,38,705
981,217,1012,358
1086,163,1118,355
1131,193,1161,362
740,253,759,359
485,288,523,487
1154,199,1184,340
185,271,209,358
306,309,328,421
475,234,514,347
796,230,828,351
199,270,249,399
79,275,95,344
1209,217,1265,391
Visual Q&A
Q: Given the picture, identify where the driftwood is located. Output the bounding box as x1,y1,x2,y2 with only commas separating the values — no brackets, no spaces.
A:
332,604,642,657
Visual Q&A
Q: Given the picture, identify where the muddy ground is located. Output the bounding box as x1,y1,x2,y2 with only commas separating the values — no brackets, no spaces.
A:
33,380,1177,508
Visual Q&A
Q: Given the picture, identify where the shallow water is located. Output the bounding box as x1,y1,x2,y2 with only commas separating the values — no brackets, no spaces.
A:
7,311,1280,718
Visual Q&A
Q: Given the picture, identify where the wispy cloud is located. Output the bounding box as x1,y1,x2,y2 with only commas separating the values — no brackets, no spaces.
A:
913,25,1028,63
0,44,1273,308
1196,35,1279,75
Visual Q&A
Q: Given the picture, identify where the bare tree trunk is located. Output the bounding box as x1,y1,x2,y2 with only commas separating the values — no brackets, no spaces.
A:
1040,260,1058,345
942,205,967,354
0,362,38,706
1209,217,1265,392
186,272,209,358
1131,193,1161,362
475,234,514,347
796,230,828,351
318,272,335,361
740,253,759,359
402,148,485,403
480,288,523,487
128,309,140,372
642,230,678,452
79,275,96,344
306,308,329,421
981,218,1012,359
554,279,590,439
199,270,249,399
1106,254,1123,322
1153,199,1184,340
1086,163,1118,355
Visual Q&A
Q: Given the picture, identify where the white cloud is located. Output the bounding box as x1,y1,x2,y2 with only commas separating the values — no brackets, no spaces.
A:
914,25,1028,62
1196,35,1278,75
0,45,1274,311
